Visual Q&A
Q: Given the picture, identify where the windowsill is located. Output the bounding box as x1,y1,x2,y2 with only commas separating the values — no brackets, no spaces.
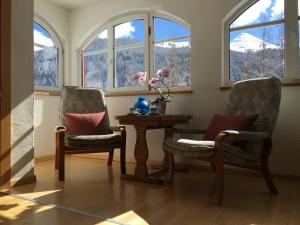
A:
35,91,61,96
105,87,192,97
220,80,300,90
34,87,193,97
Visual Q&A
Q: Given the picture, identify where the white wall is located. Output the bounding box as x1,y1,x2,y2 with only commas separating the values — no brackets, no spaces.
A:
34,0,300,176
11,0,34,180
34,0,69,157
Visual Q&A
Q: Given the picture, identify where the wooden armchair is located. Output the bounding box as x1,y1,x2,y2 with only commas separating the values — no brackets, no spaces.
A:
164,77,281,204
55,86,126,181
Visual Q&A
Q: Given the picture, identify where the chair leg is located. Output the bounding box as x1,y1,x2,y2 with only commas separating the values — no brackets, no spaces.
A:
55,132,59,169
166,152,174,184
261,138,278,194
215,160,224,205
120,145,126,175
261,159,278,194
58,146,65,181
107,150,114,166
58,132,65,181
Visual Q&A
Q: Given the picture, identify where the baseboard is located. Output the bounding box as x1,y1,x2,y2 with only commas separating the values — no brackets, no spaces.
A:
10,175,36,188
35,155,55,162
35,154,300,182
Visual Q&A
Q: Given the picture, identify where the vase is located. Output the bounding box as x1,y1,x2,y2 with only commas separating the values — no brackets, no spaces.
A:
134,96,150,115
155,101,167,114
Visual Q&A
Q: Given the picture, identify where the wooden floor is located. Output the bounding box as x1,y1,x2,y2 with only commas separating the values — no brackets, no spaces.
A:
1,156,300,225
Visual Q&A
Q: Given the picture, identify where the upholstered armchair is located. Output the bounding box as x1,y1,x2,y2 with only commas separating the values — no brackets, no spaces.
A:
55,86,126,181
164,77,281,205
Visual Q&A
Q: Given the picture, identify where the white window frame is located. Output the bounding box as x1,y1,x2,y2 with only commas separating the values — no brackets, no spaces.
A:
80,11,191,93
110,13,149,92
150,11,192,88
34,16,63,91
223,0,300,86
81,27,109,89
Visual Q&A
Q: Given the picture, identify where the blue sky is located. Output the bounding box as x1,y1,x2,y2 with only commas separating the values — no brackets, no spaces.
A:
34,23,50,38
230,0,284,44
114,17,190,42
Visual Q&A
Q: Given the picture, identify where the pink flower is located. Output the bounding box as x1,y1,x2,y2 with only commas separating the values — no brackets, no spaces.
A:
156,68,169,78
148,77,160,87
133,71,146,81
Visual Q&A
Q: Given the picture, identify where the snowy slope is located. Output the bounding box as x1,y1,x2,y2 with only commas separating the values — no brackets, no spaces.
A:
230,33,280,52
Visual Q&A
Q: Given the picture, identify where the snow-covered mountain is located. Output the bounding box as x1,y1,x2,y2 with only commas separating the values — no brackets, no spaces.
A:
230,33,281,53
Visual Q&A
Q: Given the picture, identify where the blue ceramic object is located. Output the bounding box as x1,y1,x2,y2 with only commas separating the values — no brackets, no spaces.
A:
134,96,150,115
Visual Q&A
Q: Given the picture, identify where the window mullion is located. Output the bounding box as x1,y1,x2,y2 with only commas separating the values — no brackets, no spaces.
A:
149,12,154,81
230,19,285,32
108,24,114,91
285,0,299,79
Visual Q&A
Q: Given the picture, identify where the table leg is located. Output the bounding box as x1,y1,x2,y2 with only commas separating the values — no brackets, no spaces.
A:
133,125,148,178
150,126,189,174
149,127,173,175
121,125,164,184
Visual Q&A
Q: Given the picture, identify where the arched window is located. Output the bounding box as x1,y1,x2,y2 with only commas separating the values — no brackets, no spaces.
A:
34,19,63,90
224,0,300,85
81,11,191,92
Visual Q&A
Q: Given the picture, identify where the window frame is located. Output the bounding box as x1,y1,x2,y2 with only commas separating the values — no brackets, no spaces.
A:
34,16,63,91
150,11,192,88
223,0,300,86
80,11,191,93
81,28,109,89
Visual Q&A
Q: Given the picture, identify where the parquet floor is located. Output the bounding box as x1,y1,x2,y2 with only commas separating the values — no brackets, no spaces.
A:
1,156,300,225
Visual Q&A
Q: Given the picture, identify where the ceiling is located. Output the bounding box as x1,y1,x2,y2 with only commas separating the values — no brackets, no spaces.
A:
45,0,105,10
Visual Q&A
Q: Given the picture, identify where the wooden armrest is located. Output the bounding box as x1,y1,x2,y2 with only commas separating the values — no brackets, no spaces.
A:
56,126,66,132
221,130,269,141
110,125,126,132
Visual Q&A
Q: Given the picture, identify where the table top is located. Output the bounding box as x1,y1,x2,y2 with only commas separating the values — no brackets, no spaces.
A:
115,114,191,127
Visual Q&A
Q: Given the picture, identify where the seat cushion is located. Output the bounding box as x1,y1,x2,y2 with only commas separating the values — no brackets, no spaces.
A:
164,137,259,166
164,138,215,158
65,133,122,149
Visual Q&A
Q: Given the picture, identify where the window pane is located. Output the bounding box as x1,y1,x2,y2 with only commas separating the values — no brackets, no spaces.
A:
115,47,145,88
83,53,108,90
83,29,108,90
85,29,108,52
114,20,144,47
154,38,191,87
154,17,190,41
34,22,58,87
114,19,145,88
230,0,284,29
229,24,285,81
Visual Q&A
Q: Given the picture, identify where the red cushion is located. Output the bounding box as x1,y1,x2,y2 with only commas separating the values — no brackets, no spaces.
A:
64,112,106,135
204,114,258,143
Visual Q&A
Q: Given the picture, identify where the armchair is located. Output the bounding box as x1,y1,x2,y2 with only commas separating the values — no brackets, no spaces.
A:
55,86,126,181
164,77,281,204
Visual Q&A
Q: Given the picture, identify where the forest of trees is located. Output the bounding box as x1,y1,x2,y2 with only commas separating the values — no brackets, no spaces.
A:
230,48,284,81
83,37,191,90
34,46,58,87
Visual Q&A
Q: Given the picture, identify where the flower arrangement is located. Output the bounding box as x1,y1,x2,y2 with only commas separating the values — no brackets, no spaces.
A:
148,68,171,104
132,68,171,114
132,68,171,103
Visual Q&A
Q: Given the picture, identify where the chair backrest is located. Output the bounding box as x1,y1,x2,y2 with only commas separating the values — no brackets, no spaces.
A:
59,86,111,134
224,77,281,136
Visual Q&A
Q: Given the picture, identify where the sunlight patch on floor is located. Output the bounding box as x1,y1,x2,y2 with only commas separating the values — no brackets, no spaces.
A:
0,195,36,220
15,189,61,199
110,210,149,225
